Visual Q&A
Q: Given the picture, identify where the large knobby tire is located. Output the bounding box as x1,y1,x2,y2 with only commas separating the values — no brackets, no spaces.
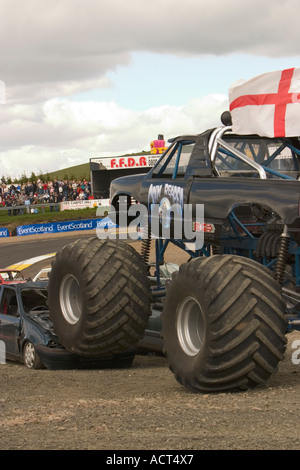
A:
48,238,151,357
161,254,288,393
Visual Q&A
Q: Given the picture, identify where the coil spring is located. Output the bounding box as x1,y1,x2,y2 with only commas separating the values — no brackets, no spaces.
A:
275,232,290,286
141,225,151,264
211,245,222,255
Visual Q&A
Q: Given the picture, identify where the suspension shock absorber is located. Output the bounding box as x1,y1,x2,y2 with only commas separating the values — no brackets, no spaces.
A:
275,225,290,286
141,223,151,264
211,245,222,255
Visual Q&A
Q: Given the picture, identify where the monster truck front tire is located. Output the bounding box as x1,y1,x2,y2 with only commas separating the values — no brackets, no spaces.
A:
48,238,151,357
161,255,287,392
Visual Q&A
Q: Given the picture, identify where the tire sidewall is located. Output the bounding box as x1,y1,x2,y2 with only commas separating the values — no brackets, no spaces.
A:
48,238,152,357
162,255,288,392
162,276,209,377
48,257,86,352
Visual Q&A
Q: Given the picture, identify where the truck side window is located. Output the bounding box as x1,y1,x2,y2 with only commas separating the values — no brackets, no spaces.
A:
215,137,299,178
176,144,195,177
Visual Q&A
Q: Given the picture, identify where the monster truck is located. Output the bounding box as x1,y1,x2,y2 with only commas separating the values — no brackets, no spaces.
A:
48,114,300,392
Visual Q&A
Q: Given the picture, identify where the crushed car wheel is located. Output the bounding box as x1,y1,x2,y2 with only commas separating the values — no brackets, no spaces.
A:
23,341,44,369
48,238,151,357
161,255,288,392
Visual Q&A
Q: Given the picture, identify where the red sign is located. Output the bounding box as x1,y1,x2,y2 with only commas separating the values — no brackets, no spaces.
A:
110,156,148,168
91,155,159,170
193,222,215,233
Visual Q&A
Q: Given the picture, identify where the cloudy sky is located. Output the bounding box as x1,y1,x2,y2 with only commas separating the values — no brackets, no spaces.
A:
1,0,300,178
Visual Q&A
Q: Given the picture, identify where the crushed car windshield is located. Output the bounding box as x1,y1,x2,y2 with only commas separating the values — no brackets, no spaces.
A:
21,288,48,313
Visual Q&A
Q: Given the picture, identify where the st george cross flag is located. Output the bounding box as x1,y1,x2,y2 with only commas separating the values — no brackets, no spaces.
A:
229,68,300,137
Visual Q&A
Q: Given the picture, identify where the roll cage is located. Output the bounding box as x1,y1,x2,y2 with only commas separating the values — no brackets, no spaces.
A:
209,126,300,180
152,126,300,181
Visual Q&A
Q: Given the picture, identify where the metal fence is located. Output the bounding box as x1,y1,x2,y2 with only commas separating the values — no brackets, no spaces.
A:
0,203,60,215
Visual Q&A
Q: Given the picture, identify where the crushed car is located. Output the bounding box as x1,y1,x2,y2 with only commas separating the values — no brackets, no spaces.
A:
0,269,26,284
0,279,134,369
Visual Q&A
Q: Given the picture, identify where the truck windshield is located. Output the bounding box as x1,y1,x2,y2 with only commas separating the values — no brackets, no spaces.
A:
152,141,195,178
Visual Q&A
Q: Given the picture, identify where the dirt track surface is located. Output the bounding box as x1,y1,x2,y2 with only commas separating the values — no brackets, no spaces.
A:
1,332,300,451
1,234,300,451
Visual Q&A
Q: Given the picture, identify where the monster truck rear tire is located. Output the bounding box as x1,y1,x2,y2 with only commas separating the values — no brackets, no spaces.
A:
48,238,151,358
161,255,287,392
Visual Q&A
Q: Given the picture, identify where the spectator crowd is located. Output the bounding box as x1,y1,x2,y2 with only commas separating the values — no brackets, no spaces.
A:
0,179,94,214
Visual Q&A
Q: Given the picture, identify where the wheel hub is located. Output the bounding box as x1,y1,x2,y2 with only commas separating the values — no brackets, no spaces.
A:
24,343,35,368
59,274,83,325
176,296,205,356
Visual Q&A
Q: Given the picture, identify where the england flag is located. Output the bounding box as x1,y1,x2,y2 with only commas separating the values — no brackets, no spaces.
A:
229,68,300,138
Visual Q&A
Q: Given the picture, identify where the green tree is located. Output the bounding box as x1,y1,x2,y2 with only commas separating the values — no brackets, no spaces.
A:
20,173,29,184
30,171,37,182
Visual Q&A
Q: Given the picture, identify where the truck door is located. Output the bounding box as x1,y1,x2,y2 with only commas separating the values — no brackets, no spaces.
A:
139,140,196,239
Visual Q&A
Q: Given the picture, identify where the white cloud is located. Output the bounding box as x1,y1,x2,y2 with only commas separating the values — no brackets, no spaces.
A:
2,0,300,99
0,0,299,178
0,94,228,178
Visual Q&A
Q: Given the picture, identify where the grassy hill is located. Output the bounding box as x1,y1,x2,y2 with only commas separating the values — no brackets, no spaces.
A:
2,150,152,184
46,151,151,182
47,162,91,182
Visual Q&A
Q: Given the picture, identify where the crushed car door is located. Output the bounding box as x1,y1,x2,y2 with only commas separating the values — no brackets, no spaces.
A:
0,287,21,358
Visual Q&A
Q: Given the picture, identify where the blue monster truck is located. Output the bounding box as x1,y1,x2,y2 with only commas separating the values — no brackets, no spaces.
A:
48,114,300,392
